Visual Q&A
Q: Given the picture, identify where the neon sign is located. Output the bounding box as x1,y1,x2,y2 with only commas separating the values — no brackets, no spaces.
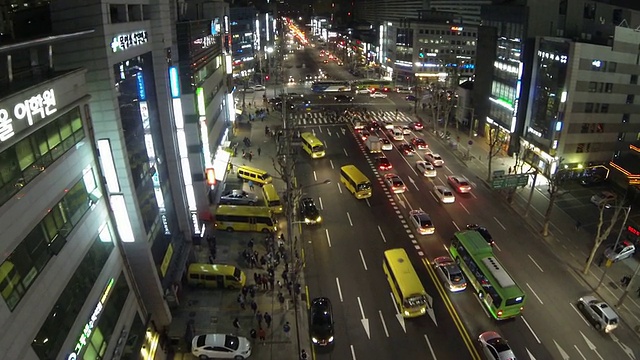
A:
67,278,115,360
111,30,149,52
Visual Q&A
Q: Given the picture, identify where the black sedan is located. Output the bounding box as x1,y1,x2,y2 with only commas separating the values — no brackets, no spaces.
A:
466,224,494,246
310,297,334,346
300,197,322,225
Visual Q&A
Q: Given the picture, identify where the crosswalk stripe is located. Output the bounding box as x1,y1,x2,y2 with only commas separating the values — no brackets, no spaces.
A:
291,110,416,126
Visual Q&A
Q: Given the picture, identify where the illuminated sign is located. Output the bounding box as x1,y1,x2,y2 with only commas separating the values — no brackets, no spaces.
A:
194,35,216,49
191,211,201,235
136,72,146,101
0,88,57,142
212,18,221,35
537,50,567,64
206,168,216,186
111,30,148,52
196,88,206,116
160,243,174,277
629,225,640,236
528,127,542,137
67,278,115,360
451,26,464,31
169,67,180,98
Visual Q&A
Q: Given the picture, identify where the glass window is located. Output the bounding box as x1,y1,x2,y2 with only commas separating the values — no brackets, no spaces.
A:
600,104,609,113
588,82,597,92
0,148,21,185
626,94,634,104
605,83,613,92
15,138,36,171
630,75,638,85
585,103,594,113
608,62,617,72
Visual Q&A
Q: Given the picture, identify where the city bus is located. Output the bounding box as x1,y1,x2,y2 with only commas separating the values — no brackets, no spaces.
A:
300,132,326,158
340,165,372,199
449,230,526,320
262,184,283,214
352,79,392,92
383,248,429,318
213,205,277,233
311,80,350,93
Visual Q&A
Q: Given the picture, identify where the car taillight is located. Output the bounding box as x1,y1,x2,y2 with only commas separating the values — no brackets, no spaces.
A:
497,309,503,317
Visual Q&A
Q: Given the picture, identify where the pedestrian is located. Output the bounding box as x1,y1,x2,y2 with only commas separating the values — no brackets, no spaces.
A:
250,300,258,314
249,285,256,298
254,272,260,285
248,238,254,250
621,275,631,288
269,276,275,290
250,328,257,340
300,349,309,360
283,322,291,338
233,317,241,331
264,312,272,328
575,220,582,230
257,147,261,156
282,270,288,283
248,152,253,161
256,311,263,327
278,292,285,308
597,254,605,267
277,280,282,289
248,180,255,191
258,327,266,343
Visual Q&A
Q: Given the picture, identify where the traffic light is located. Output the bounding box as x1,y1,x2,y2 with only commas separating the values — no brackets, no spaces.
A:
419,48,424,58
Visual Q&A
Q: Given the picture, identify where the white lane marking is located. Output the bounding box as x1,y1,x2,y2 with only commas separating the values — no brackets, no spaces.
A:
424,334,438,360
359,249,368,270
526,283,544,304
573,344,588,360
444,165,453,173
324,140,328,149
569,302,591,327
319,196,324,210
470,191,478,199
528,255,544,272
493,242,502,252
350,345,357,360
378,225,387,243
521,316,542,344
493,216,507,230
313,170,318,181
336,277,343,302
330,159,335,169
337,182,343,194
459,202,470,214
452,221,460,231
366,198,371,207
347,211,353,226
343,148,349,156
379,310,389,337
325,229,332,247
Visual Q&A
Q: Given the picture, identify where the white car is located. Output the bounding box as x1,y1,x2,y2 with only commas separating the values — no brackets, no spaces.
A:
447,175,472,193
370,92,388,98
590,191,616,208
416,161,437,177
478,331,516,360
433,256,466,292
356,88,371,94
253,84,265,91
433,185,455,204
384,173,406,193
409,209,435,235
402,126,411,135
425,153,444,167
191,334,252,359
381,138,393,151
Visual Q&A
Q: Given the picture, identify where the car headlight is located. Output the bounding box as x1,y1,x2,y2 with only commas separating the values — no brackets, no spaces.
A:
403,310,410,316
305,218,311,223
316,216,322,222
420,308,426,314
328,336,334,342
312,337,319,343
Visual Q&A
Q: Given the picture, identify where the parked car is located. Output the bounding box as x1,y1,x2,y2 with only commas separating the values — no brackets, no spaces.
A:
409,209,435,235
433,256,466,292
580,176,605,187
370,92,388,98
253,84,265,91
590,191,616,208
447,175,472,193
191,334,252,360
576,296,619,333
219,189,259,206
604,240,635,262
310,297,335,346
478,331,516,360
416,160,436,177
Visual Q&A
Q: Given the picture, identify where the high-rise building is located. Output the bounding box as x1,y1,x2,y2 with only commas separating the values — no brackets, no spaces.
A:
354,0,428,24
427,0,492,26
230,7,260,80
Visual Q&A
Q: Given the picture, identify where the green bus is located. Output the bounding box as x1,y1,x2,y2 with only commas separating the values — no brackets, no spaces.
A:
449,230,525,320
352,79,392,92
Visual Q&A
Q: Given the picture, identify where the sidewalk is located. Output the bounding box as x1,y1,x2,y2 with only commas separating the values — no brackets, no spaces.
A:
416,108,640,337
169,99,312,360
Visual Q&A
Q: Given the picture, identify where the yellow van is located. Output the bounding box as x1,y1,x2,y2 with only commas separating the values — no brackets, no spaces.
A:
237,165,273,186
262,184,283,214
187,263,246,290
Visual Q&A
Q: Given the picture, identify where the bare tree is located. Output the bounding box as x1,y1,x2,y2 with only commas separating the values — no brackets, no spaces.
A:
582,200,626,274
485,124,504,181
541,167,566,237
440,91,457,137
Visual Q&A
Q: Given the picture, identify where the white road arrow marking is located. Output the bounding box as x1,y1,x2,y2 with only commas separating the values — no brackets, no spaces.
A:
553,339,570,360
397,196,406,209
341,127,346,136
357,297,370,339
526,348,538,360
327,128,332,136
581,331,605,360
610,333,636,360
408,176,420,191
389,292,406,332
425,293,437,326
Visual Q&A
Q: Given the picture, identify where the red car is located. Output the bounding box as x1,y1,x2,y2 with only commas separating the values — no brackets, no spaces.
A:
377,157,393,170
409,121,424,131
411,138,428,150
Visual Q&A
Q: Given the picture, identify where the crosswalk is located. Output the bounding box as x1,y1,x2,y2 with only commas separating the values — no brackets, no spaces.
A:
291,111,415,126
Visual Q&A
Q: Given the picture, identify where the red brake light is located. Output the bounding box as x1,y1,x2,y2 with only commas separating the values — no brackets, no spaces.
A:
497,309,503,317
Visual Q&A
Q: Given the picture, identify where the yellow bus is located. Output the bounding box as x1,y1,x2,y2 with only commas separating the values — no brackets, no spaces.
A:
300,132,326,158
262,183,283,214
340,165,372,199
213,205,277,233
383,248,429,318
187,263,246,290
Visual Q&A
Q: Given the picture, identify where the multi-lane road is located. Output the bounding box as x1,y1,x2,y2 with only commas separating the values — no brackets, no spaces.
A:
277,44,640,360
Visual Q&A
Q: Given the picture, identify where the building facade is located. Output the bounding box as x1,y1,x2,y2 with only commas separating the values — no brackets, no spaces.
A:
0,32,154,360
427,0,492,26
230,7,260,81
522,29,640,176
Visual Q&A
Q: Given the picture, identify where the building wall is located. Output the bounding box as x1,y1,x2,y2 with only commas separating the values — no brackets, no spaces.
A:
427,0,491,26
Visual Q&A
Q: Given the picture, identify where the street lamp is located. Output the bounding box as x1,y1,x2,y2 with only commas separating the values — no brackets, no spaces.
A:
596,205,631,290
